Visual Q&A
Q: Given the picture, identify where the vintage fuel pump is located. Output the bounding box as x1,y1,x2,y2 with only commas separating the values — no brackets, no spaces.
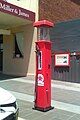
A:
33,20,54,112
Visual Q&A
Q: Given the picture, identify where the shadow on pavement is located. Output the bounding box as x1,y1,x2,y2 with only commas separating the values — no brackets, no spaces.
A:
0,73,20,81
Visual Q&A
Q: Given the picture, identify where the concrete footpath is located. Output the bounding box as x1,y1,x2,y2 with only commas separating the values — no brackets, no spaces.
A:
0,76,80,120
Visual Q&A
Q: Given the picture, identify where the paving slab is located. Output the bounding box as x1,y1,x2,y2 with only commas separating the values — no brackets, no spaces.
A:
0,75,80,120
17,99,80,120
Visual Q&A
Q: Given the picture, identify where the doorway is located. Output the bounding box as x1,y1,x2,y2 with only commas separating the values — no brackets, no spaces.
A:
0,35,3,71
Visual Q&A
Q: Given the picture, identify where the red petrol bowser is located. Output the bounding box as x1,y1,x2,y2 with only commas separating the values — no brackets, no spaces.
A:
33,20,54,112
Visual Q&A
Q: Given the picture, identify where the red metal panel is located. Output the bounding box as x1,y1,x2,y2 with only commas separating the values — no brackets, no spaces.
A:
33,20,54,27
34,41,52,111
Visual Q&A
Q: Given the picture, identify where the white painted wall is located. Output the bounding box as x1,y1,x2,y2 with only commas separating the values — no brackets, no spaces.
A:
3,24,37,76
2,0,39,76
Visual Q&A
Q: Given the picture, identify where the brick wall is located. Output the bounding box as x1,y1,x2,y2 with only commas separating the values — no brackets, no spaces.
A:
39,0,80,23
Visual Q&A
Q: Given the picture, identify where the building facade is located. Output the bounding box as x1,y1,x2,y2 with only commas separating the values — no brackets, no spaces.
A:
39,0,80,22
0,0,39,76
1,0,80,82
39,0,80,82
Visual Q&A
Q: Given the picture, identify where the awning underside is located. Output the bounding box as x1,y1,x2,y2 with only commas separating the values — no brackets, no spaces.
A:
0,11,32,29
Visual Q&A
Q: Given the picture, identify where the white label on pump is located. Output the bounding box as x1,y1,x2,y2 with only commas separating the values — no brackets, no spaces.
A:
37,74,44,86
38,51,42,70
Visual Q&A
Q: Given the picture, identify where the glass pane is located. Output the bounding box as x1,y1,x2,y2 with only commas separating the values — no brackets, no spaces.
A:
38,27,50,40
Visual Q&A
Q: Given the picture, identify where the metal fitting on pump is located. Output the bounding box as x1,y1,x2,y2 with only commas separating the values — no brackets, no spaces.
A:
35,44,40,56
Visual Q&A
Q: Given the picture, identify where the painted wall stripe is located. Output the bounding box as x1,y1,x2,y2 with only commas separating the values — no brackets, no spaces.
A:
10,90,80,114
18,117,26,120
5,78,80,92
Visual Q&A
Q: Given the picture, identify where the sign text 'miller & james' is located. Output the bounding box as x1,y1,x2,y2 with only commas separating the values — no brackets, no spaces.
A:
0,2,30,18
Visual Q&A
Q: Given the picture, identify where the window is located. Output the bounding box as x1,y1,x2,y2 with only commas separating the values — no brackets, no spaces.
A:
13,32,24,58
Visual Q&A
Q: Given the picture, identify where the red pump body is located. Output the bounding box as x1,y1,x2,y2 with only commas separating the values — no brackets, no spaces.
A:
33,20,54,111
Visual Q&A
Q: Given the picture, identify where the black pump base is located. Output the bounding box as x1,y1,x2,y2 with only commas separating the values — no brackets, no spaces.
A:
33,106,54,112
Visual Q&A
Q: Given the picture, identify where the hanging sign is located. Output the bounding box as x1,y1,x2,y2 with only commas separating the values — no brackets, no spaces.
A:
54,53,70,66
38,51,42,70
0,0,35,21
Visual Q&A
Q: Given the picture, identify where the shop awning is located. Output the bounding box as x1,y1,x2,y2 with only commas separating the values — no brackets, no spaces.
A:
0,0,35,29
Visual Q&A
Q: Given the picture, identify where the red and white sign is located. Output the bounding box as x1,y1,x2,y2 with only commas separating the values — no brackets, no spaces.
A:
37,74,44,86
0,0,35,21
54,53,70,66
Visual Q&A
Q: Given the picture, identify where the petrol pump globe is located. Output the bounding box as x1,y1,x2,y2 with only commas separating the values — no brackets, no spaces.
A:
38,26,50,40
33,20,54,112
